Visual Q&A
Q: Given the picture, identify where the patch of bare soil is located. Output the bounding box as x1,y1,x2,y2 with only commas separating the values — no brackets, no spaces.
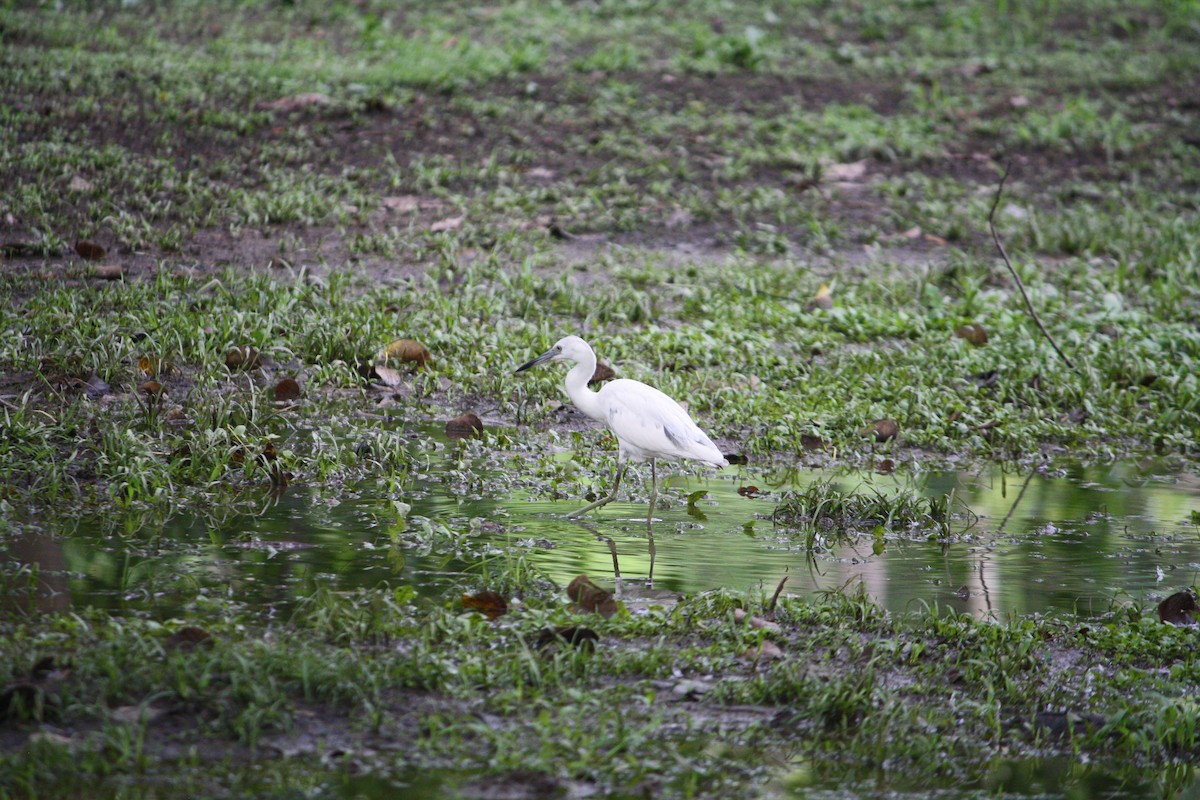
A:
4,66,1191,286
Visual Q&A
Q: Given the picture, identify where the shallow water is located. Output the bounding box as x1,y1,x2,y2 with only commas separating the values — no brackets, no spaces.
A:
5,437,1199,620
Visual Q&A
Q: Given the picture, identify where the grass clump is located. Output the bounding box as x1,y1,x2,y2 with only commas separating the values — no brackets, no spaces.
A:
2,586,1198,798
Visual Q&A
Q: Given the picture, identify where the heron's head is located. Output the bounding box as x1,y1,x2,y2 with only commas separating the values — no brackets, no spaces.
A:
516,335,592,373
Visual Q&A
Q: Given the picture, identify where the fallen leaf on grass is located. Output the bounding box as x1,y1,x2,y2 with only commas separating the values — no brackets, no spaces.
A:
536,626,598,651
138,355,173,377
589,362,616,386
446,412,484,440
139,380,165,399
462,590,508,619
806,283,834,310
733,608,781,632
955,323,989,346
1158,590,1199,626
272,377,302,402
737,485,762,498
225,346,262,371
378,338,432,368
861,419,899,443
567,575,620,618
745,640,784,662
800,433,829,451
91,264,124,281
74,240,106,260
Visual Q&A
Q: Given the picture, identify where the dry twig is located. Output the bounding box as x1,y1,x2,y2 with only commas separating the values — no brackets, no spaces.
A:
988,165,1077,371
766,576,789,617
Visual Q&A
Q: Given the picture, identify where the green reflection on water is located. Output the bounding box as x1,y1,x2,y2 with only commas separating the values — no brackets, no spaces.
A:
2,447,1198,620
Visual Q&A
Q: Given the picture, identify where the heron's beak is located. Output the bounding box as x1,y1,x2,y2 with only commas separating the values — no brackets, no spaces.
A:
515,347,557,373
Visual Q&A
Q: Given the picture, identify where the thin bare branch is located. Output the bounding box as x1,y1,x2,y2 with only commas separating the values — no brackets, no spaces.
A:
988,164,1077,371
767,575,789,617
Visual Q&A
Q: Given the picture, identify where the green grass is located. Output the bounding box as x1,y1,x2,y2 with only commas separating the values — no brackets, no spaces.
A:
2,585,1198,798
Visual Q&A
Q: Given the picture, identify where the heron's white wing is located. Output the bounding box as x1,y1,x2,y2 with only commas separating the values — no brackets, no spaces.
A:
598,379,726,465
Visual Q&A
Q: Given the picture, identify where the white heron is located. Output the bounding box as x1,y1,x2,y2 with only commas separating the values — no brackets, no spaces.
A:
516,335,728,523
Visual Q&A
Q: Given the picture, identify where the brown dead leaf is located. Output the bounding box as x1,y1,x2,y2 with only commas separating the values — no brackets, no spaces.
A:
272,377,302,402
589,362,616,386
875,458,896,474
737,485,761,498
225,346,261,371
91,264,124,281
1158,591,1198,626
567,575,620,618
139,380,164,399
955,323,989,346
746,640,784,662
74,240,106,260
733,608,781,632
430,216,463,233
862,419,899,442
462,590,508,619
806,283,834,311
800,433,830,451
446,412,484,440
379,338,432,368
536,626,599,651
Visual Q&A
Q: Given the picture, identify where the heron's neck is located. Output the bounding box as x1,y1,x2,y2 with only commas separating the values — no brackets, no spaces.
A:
564,358,604,421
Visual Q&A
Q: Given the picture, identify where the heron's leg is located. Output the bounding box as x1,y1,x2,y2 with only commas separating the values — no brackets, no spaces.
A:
646,527,656,585
567,459,626,519
646,458,658,528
